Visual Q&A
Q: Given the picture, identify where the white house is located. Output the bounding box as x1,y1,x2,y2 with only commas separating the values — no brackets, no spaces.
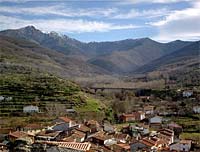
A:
23,105,39,113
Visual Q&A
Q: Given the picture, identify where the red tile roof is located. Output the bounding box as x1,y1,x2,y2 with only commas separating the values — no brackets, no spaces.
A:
116,143,130,150
39,141,91,151
9,131,34,138
24,123,43,129
59,117,72,123
76,124,91,133
59,142,91,151
86,120,99,125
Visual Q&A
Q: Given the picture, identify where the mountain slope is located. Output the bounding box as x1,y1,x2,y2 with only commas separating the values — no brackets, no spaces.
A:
135,41,200,73
0,26,87,60
0,35,109,78
87,38,192,73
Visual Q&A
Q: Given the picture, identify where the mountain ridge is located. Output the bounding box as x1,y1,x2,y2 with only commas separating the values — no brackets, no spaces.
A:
0,26,197,75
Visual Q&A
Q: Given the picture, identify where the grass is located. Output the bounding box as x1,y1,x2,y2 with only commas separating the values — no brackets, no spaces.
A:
170,116,200,132
0,71,106,124
74,93,101,113
180,133,200,143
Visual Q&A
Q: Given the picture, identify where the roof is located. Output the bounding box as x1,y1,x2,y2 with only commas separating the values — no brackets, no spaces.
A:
122,113,135,117
39,141,91,151
86,120,99,125
168,122,182,128
76,124,91,133
58,117,72,123
72,130,86,139
24,123,43,130
37,130,61,138
114,133,129,140
140,137,159,147
180,140,192,144
9,131,33,138
62,136,75,142
59,142,91,151
144,105,154,110
159,128,174,137
92,132,110,141
23,105,38,108
116,143,130,150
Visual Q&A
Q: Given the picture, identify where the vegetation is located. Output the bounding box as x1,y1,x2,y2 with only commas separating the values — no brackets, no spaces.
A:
0,70,105,126
180,133,200,143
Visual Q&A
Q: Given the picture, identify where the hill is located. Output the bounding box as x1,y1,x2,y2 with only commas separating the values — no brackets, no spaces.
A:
135,41,200,88
135,41,200,73
0,35,108,78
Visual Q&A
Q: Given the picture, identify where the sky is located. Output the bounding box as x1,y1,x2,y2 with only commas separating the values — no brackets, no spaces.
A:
0,0,199,42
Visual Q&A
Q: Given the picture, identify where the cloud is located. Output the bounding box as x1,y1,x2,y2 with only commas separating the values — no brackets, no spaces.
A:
119,0,192,4
0,15,139,33
0,5,117,18
113,8,170,19
148,1,200,41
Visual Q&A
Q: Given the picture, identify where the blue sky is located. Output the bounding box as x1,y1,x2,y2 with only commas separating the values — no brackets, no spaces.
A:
0,0,199,42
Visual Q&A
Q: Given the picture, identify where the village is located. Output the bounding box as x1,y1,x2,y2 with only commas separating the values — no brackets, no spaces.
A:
0,89,200,152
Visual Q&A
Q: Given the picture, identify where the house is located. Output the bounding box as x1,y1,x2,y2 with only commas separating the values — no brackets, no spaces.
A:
144,105,155,115
23,123,44,135
0,142,8,151
140,137,168,151
89,132,114,146
23,105,39,113
168,122,183,136
131,141,148,152
140,137,157,150
193,106,200,113
8,131,34,143
66,108,76,113
170,140,192,152
120,114,136,122
70,130,86,142
103,123,115,133
149,116,162,130
113,133,130,143
158,128,174,145
120,111,145,123
182,90,193,97
52,116,73,132
113,143,131,152
75,124,91,138
130,124,149,137
85,120,100,133
136,111,145,120
36,130,61,141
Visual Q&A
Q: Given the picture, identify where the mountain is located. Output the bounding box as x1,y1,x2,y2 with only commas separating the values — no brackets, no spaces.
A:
87,38,192,73
0,26,194,75
0,26,87,60
135,41,200,73
0,35,109,78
